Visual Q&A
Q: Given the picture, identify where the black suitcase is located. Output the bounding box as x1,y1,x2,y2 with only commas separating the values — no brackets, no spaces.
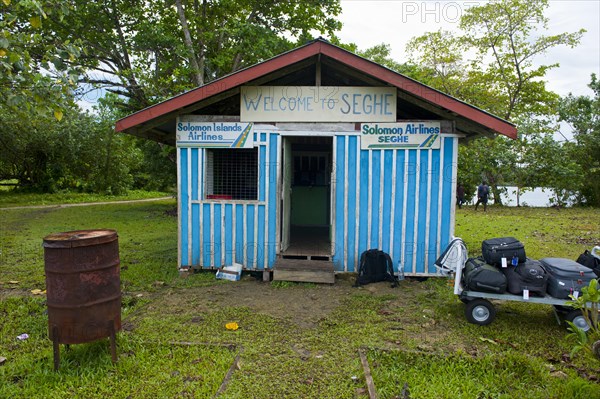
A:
576,250,600,278
503,258,548,296
464,257,507,294
482,237,526,266
539,258,597,299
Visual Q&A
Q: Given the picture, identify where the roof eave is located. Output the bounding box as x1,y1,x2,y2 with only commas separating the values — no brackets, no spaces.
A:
115,38,517,140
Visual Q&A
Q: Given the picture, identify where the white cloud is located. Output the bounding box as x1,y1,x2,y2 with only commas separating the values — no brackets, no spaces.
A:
339,0,600,97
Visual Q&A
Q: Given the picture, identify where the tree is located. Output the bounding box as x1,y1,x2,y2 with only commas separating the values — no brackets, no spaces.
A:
406,0,584,204
0,98,142,193
0,0,81,117
44,0,342,111
558,74,600,206
459,0,584,121
458,0,583,204
405,30,467,97
1,1,83,191
0,1,343,194
458,136,516,204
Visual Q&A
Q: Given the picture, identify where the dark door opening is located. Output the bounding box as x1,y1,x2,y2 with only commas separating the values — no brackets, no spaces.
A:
281,136,332,258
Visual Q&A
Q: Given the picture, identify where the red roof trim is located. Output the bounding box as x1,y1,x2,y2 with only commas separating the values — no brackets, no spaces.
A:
115,40,516,139
115,42,323,133
317,45,517,139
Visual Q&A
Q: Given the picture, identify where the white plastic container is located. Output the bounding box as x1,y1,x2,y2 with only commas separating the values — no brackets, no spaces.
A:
591,246,600,260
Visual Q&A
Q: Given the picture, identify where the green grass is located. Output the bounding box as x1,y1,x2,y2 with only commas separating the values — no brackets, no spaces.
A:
369,349,598,399
456,205,600,260
1,199,599,398
0,200,180,290
0,190,172,208
0,298,236,399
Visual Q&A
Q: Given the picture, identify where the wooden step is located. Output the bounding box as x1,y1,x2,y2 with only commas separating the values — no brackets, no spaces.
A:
272,259,335,284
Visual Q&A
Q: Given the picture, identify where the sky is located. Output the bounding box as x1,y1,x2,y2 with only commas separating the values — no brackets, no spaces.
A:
338,0,600,98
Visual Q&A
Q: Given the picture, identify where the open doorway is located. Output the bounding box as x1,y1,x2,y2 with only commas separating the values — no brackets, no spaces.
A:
281,136,333,259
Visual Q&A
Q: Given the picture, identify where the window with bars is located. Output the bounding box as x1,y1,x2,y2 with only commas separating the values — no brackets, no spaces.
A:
205,148,258,200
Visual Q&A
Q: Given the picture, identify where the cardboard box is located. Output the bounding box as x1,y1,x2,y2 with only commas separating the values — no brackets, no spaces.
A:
216,268,241,281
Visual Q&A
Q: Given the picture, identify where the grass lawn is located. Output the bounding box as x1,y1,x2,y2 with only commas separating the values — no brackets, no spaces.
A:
456,205,600,261
1,201,599,398
0,190,172,208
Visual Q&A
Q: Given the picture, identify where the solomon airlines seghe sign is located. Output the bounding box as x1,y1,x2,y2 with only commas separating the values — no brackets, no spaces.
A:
360,122,441,149
176,116,253,148
240,86,397,122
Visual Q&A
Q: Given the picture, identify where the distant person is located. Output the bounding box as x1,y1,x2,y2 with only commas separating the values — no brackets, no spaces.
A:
456,183,465,209
475,181,489,211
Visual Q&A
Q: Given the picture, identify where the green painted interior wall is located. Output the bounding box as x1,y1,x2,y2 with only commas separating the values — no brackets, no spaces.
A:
291,186,328,226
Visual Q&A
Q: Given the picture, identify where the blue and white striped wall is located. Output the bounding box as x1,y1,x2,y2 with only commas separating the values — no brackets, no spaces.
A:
177,131,279,271
177,129,458,276
331,134,457,276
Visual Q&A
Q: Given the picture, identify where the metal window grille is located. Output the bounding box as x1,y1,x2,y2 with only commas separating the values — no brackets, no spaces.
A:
205,148,258,200
292,151,329,186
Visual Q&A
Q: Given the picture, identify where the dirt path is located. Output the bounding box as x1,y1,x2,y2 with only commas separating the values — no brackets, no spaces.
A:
0,196,173,211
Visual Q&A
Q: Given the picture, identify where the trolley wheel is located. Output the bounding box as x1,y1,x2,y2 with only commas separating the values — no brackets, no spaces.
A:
465,299,496,326
565,310,591,332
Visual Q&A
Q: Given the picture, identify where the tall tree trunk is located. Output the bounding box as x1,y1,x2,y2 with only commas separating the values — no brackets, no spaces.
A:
486,173,503,206
193,0,206,83
175,0,204,86
492,186,503,205
105,1,148,107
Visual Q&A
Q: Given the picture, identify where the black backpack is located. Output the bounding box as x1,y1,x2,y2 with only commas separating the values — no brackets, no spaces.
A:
355,249,398,287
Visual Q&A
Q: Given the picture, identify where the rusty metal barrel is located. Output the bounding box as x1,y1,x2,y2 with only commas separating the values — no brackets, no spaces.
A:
43,229,121,369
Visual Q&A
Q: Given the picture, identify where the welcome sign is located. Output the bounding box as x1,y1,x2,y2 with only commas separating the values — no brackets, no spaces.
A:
240,86,397,122
360,122,441,149
176,117,253,148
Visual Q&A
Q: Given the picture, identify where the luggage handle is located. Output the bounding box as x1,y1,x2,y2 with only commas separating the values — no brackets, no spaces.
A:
476,283,503,293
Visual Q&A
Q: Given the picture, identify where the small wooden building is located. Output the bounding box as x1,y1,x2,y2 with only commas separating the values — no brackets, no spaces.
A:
116,39,516,282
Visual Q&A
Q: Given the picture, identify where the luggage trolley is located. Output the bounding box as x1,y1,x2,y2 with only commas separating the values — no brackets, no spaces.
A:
435,239,593,330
